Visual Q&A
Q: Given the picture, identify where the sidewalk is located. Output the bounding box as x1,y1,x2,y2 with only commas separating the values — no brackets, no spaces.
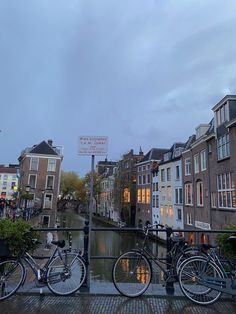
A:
1,292,235,314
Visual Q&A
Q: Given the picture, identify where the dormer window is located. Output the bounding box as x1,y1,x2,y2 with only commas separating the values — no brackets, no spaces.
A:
216,102,229,127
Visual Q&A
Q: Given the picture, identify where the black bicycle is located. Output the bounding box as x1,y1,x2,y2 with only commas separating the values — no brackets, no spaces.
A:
0,235,86,300
112,223,199,297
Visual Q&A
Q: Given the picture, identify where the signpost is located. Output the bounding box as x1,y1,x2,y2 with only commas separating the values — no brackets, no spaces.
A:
78,136,108,289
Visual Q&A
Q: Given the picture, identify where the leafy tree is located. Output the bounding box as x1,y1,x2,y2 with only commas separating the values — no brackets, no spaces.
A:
60,171,82,199
216,224,236,258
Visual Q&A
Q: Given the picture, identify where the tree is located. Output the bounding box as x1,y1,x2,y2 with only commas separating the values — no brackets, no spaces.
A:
60,171,82,199
216,224,236,258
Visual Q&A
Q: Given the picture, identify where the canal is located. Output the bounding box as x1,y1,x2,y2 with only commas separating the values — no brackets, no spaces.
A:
57,209,167,284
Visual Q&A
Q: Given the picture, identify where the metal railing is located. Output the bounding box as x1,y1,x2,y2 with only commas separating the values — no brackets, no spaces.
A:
32,221,236,294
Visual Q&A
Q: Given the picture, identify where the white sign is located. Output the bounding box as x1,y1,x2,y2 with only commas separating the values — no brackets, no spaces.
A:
195,220,211,230
78,136,108,156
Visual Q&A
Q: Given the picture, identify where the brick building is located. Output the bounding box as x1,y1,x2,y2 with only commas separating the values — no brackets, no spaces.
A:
18,139,63,227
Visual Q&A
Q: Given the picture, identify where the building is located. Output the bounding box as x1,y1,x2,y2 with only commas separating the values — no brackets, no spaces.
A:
114,149,144,226
158,143,186,240
182,95,236,244
0,164,19,201
18,139,63,227
135,148,168,228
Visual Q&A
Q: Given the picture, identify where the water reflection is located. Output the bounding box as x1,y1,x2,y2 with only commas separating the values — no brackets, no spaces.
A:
57,209,166,283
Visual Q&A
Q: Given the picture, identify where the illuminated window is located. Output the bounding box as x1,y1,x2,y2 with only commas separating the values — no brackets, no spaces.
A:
160,206,164,216
137,189,142,203
142,189,146,203
123,188,130,203
146,188,150,204
169,206,173,218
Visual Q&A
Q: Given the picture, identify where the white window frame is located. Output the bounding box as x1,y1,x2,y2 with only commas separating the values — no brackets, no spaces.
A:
28,174,37,189
30,157,39,171
176,165,180,180
217,173,235,208
200,150,207,171
217,134,230,160
167,167,171,181
186,212,193,225
47,159,56,172
185,183,193,205
196,181,204,206
46,175,55,190
194,154,199,174
185,158,191,176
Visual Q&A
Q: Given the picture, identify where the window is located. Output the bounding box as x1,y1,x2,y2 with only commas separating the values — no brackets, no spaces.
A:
211,192,217,208
146,188,150,203
176,165,180,180
2,181,7,190
46,175,54,190
147,174,150,184
155,195,159,208
175,188,183,204
44,194,53,209
196,181,203,206
138,166,141,172
194,154,199,174
30,157,39,171
185,183,193,205
142,165,146,171
177,208,182,220
169,206,173,218
217,134,230,160
161,186,165,201
152,195,155,207
138,175,141,185
152,183,155,191
29,174,36,188
187,213,193,225
185,158,191,175
167,167,171,181
216,102,229,126
167,186,172,201
3,174,8,180
160,206,164,216
161,169,165,182
200,150,207,171
142,175,146,184
47,159,56,172
217,173,236,208
142,189,145,203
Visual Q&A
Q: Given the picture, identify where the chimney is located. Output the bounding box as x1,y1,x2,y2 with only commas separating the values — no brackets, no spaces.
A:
48,139,53,146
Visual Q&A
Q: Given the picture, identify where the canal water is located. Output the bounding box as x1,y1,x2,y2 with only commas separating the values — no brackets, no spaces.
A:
57,209,167,284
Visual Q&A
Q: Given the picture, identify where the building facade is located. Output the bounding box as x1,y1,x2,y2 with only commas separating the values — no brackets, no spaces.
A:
18,139,63,227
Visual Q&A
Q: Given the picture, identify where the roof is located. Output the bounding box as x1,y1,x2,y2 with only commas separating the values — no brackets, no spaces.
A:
30,141,59,155
142,148,169,162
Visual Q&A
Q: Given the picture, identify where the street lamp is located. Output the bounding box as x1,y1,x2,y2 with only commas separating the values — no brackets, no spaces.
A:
41,190,45,211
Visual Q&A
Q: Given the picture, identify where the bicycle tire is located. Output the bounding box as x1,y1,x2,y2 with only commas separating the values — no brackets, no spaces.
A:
0,259,24,301
112,250,152,297
175,247,201,274
46,252,86,296
178,256,224,305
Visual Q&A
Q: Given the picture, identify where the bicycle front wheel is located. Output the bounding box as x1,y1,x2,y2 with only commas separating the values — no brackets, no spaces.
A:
46,253,86,295
0,259,24,301
112,251,152,297
178,256,224,305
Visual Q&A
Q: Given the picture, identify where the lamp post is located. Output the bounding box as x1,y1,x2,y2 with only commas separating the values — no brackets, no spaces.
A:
41,190,45,212
24,185,30,221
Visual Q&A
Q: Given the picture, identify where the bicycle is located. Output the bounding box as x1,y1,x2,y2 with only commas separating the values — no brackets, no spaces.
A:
0,234,87,301
178,236,236,305
112,223,199,297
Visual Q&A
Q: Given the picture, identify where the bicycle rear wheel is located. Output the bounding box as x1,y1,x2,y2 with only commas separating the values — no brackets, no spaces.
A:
112,251,152,297
47,252,86,295
178,256,224,305
0,260,24,301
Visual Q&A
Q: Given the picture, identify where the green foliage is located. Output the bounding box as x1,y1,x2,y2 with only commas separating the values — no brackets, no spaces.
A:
60,171,83,199
216,224,236,258
0,219,40,256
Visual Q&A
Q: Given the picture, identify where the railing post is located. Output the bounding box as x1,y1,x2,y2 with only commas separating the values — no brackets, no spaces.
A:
165,226,174,295
83,220,90,290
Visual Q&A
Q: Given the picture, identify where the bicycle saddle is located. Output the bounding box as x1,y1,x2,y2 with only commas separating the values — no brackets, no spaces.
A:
51,240,65,248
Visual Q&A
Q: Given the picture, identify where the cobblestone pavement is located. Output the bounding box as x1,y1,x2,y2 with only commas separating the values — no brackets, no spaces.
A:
0,294,235,314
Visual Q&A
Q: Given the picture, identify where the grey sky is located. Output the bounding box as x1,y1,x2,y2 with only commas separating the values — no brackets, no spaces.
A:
1,0,236,176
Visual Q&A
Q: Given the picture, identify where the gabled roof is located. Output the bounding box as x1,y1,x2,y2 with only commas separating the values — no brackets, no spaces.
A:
142,148,168,162
29,141,59,156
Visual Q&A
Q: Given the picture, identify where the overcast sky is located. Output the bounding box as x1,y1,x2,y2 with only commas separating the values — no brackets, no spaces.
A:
1,0,236,176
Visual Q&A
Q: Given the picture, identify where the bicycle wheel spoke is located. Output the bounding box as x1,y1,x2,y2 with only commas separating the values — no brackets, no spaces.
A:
179,256,224,305
46,253,86,295
112,251,152,297
0,260,24,301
